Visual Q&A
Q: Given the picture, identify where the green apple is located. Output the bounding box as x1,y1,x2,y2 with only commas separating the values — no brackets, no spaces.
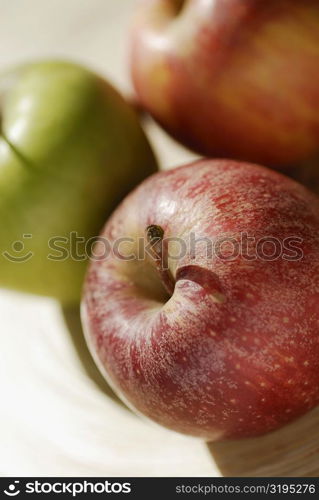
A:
0,60,157,303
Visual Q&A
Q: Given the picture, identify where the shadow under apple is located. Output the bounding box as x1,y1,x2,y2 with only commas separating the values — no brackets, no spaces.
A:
62,304,128,410
207,406,319,477
283,157,319,197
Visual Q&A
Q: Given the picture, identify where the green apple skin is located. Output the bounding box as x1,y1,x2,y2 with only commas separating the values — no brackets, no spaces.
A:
0,60,157,303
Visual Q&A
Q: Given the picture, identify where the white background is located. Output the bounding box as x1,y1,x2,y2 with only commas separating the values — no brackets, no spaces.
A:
1,0,319,478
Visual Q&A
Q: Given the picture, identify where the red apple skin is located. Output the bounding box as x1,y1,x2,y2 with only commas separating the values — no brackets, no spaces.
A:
130,0,319,168
82,159,319,440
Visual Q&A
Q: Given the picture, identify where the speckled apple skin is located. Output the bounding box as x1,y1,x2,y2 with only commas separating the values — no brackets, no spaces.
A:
82,159,319,440
130,0,319,168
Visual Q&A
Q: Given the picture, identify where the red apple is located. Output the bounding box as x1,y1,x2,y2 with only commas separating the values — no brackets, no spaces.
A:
130,0,319,168
81,159,319,440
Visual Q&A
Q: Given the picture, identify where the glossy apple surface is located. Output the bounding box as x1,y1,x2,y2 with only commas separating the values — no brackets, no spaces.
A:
82,159,319,440
130,0,319,168
0,60,157,303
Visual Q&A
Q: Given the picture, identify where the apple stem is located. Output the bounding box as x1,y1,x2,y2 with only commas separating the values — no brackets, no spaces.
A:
172,0,186,17
146,225,175,296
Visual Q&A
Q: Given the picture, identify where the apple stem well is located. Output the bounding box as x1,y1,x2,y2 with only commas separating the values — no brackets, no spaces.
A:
145,225,226,303
176,265,226,304
146,225,176,296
